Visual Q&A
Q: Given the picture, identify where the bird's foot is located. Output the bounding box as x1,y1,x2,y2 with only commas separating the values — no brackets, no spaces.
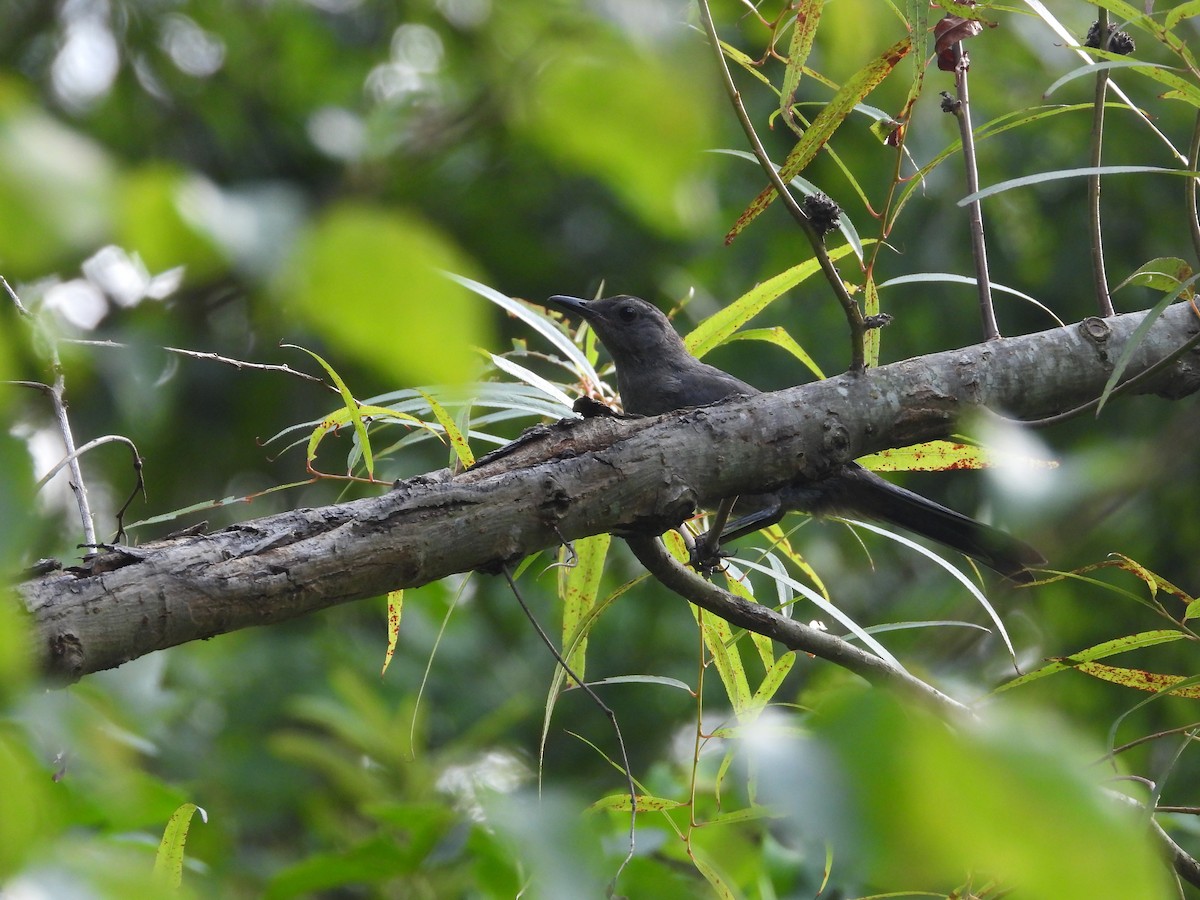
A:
687,541,731,579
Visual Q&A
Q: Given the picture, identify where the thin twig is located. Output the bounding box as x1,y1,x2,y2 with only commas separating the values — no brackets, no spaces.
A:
66,339,334,390
500,566,637,892
33,434,141,493
1102,721,1200,762
1088,9,1115,317
950,48,999,340
1105,789,1200,889
694,0,867,370
4,276,98,552
1188,109,1200,267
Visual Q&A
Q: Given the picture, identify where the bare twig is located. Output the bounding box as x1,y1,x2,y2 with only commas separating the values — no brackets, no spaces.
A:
694,0,867,370
4,276,98,552
1105,789,1200,889
949,49,999,340
1188,109,1200,267
500,566,637,892
66,339,334,390
1088,10,1115,317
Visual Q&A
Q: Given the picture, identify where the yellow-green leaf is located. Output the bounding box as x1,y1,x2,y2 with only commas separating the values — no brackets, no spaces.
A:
1073,662,1200,698
418,390,474,467
780,0,824,130
694,605,751,717
685,241,865,358
154,802,207,888
560,534,611,680
381,590,403,678
727,37,911,241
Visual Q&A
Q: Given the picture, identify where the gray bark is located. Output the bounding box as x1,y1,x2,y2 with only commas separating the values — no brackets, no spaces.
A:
17,304,1200,681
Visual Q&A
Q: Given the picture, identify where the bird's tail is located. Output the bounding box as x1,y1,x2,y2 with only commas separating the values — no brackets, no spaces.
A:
791,465,1046,583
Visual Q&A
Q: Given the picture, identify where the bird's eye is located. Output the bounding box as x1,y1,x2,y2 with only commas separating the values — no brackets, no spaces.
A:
618,305,638,322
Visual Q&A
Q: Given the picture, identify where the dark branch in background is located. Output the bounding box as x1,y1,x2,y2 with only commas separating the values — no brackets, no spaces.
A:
694,0,867,370
623,535,971,719
16,302,1199,683
3,276,98,553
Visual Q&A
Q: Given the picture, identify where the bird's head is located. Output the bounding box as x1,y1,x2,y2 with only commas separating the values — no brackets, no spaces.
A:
546,295,684,364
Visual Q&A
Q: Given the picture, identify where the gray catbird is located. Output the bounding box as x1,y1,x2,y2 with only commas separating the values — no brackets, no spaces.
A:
547,293,1045,582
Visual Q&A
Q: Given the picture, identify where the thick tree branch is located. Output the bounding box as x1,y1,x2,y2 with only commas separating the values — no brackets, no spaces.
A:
16,304,1200,681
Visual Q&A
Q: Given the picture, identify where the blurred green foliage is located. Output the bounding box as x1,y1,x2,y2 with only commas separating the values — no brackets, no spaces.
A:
1,0,1199,896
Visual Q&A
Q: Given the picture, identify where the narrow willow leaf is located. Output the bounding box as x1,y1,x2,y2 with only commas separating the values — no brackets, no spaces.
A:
727,37,911,241
560,534,611,679
154,802,207,887
993,630,1185,693
685,242,863,357
780,0,823,129
417,390,474,467
961,165,1198,206
381,590,403,677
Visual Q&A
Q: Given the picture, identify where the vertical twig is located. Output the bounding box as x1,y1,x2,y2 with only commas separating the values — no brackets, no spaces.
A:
1089,9,1115,317
501,565,637,893
950,48,1000,340
695,0,867,370
3,276,98,552
1187,109,1200,267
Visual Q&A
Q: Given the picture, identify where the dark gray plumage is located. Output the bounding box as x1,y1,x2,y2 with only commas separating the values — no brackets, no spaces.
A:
548,293,1044,582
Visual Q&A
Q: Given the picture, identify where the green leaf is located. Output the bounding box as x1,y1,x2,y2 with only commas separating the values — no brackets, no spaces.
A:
153,802,207,888
1097,273,1199,414
857,439,1057,473
745,652,797,721
417,389,474,467
863,274,880,367
1073,663,1200,697
725,327,825,379
283,203,490,388
684,241,864,358
380,590,403,678
1113,257,1195,296
779,0,824,130
589,793,685,813
560,533,611,680
694,604,752,717
1043,59,1200,109
288,345,376,478
1165,0,1200,31
994,630,1186,694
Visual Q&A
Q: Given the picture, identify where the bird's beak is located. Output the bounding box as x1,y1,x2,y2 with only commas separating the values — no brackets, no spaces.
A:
547,295,592,319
